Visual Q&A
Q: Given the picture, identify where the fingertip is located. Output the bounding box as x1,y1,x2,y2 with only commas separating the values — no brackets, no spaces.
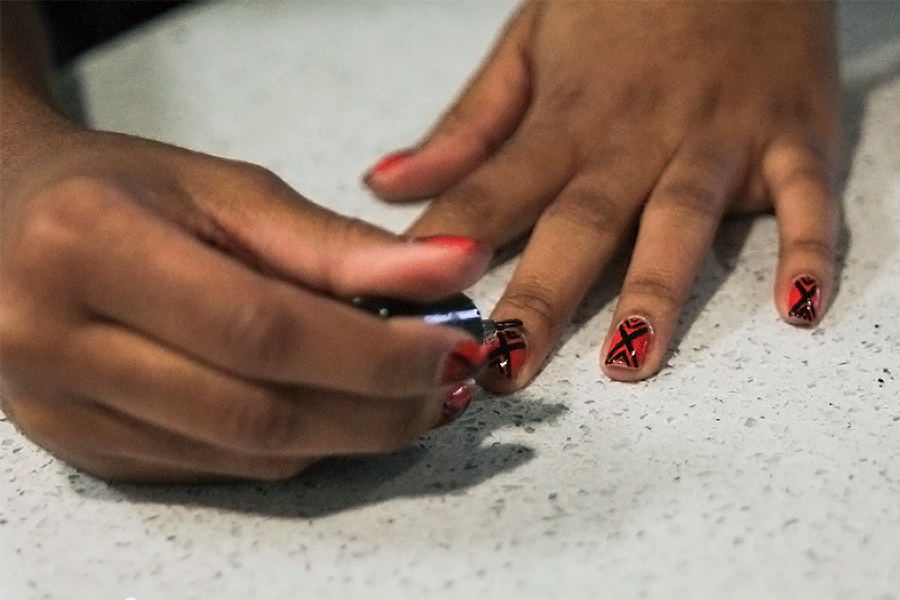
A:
362,149,416,202
477,371,525,396
435,382,474,428
333,234,491,301
363,136,487,203
600,361,656,383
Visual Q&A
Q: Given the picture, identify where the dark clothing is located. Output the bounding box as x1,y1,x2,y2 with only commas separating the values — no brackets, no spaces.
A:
38,1,188,66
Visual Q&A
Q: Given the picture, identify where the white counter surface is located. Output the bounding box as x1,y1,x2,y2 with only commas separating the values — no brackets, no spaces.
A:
2,2,899,599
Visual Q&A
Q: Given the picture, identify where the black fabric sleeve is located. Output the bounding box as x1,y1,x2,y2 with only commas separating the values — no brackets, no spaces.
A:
37,1,190,66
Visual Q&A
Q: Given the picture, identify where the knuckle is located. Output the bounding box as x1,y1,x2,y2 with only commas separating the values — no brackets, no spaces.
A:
544,184,626,239
689,140,733,173
39,176,125,227
782,237,834,262
321,212,381,249
768,94,814,127
223,300,300,373
437,178,497,227
543,80,591,114
366,351,425,398
18,180,107,260
654,178,723,220
775,165,833,197
499,278,560,331
227,394,300,453
233,162,290,196
613,81,665,119
0,320,67,394
621,272,681,310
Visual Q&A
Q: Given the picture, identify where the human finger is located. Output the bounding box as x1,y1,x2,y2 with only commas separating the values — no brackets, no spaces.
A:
67,185,481,397
179,164,492,301
763,136,837,326
65,324,452,459
601,136,748,381
404,118,577,245
479,140,670,392
363,1,538,202
7,392,316,483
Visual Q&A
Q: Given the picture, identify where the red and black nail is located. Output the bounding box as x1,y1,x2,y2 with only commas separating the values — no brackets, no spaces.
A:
787,275,820,324
604,316,653,370
484,319,528,381
441,340,485,384
438,384,472,426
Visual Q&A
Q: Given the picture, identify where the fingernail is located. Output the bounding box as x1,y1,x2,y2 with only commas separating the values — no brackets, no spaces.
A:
484,319,528,381
604,316,653,370
441,340,484,384
787,275,821,324
365,150,412,180
439,383,472,426
413,235,482,253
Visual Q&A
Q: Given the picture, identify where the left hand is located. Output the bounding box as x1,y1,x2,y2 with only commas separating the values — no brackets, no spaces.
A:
364,0,840,391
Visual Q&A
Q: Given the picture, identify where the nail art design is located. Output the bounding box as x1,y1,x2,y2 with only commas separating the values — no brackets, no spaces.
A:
484,319,527,380
605,317,652,369
442,340,484,384
788,276,820,323
439,384,472,426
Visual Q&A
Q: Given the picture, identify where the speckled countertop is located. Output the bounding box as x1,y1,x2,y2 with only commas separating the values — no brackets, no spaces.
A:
2,2,899,599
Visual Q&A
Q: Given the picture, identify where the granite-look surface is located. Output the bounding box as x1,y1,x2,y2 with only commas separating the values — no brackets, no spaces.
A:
2,2,898,599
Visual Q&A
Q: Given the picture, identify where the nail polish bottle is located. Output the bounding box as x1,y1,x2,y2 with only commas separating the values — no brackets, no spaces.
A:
352,293,493,342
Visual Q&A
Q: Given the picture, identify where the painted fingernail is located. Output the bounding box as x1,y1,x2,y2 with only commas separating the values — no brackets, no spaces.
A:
441,340,484,384
413,235,482,253
439,384,472,426
484,319,528,381
604,316,653,370
365,150,412,180
787,275,820,324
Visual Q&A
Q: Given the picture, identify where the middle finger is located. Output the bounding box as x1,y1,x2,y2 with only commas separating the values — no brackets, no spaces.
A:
480,137,671,391
407,118,578,245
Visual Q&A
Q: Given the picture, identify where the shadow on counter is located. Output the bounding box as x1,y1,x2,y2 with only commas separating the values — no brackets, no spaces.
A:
67,396,566,518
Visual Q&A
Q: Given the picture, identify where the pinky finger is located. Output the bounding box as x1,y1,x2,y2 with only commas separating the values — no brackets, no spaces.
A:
9,394,313,483
763,137,838,327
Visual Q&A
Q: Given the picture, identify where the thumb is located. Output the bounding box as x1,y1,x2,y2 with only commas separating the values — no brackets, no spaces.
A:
194,164,491,302
362,1,537,203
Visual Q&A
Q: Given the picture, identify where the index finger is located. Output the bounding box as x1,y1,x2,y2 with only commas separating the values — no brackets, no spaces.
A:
66,184,479,398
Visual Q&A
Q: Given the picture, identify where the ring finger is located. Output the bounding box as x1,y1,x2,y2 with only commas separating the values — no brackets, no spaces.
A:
63,324,449,461
601,134,749,381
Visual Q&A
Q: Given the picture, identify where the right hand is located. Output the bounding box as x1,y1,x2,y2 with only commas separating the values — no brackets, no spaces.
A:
0,127,491,482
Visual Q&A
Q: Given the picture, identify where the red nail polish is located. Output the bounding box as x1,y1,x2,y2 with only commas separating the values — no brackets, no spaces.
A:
369,151,412,176
413,235,482,253
605,317,653,369
441,340,484,384
484,319,527,381
439,384,472,426
787,275,820,324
